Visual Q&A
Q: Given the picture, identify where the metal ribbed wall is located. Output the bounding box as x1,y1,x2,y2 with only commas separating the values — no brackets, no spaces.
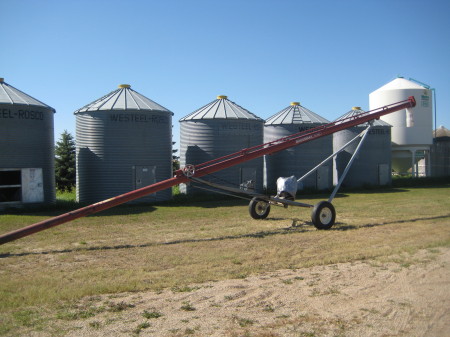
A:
0,79,55,206
264,124,333,191
264,103,332,192
180,96,264,194
75,86,172,203
333,108,392,188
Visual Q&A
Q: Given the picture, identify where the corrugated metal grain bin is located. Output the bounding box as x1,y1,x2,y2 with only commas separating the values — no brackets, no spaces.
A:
333,107,392,188
430,126,450,177
179,95,264,194
264,102,332,192
0,78,56,208
74,84,173,203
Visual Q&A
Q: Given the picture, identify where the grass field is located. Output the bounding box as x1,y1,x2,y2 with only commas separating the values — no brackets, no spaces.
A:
0,182,450,335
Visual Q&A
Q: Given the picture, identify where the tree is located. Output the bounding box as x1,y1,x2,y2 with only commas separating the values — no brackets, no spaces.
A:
172,142,180,174
55,130,76,191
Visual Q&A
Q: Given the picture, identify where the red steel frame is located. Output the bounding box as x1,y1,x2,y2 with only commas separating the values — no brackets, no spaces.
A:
0,96,416,245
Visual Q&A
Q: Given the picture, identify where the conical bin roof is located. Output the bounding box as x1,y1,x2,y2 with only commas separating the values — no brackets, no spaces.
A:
0,78,55,111
334,107,391,127
180,95,262,121
265,102,329,125
74,84,171,113
434,126,450,138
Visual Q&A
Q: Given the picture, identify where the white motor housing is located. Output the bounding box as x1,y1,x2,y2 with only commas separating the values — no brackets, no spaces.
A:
276,176,297,200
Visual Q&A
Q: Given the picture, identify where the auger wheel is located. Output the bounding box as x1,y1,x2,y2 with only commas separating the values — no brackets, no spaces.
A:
311,201,336,230
248,197,271,220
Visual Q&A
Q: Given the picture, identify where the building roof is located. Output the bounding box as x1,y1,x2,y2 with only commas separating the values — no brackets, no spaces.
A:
180,95,263,121
334,107,391,127
74,84,171,114
265,102,329,125
0,78,55,112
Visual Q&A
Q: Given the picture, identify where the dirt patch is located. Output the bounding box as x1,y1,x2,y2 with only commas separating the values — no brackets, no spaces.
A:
60,247,450,336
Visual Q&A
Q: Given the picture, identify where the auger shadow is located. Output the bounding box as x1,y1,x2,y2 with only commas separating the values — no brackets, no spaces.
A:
332,213,450,231
2,214,449,259
0,224,311,258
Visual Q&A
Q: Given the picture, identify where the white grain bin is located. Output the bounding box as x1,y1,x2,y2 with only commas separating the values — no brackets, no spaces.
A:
264,102,332,192
179,95,264,194
74,84,173,204
333,107,392,188
0,78,56,208
369,77,433,176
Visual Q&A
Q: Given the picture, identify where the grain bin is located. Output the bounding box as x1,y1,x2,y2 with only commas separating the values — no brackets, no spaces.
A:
333,107,392,188
179,95,264,194
74,84,173,203
0,78,55,208
264,102,332,192
430,126,450,177
369,77,433,176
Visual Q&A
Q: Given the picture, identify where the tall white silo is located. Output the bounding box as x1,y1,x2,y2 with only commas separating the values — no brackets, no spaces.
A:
369,77,433,176
264,102,332,192
179,95,264,194
0,78,56,208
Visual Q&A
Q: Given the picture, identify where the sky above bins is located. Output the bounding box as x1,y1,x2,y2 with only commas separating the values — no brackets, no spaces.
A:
1,0,449,152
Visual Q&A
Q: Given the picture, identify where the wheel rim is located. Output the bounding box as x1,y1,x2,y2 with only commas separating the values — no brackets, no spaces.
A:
183,164,195,177
319,207,332,224
255,201,268,216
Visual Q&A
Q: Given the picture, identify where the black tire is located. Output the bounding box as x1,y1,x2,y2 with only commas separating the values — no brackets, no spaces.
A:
311,201,336,230
249,197,271,220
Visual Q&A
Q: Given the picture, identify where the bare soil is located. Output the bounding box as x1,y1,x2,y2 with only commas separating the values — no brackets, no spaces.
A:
58,247,450,337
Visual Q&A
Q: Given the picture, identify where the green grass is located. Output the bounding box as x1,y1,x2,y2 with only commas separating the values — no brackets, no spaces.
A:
142,310,163,319
0,182,450,335
56,189,76,202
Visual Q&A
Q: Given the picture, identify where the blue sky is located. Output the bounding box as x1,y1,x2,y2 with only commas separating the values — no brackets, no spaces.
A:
2,0,449,151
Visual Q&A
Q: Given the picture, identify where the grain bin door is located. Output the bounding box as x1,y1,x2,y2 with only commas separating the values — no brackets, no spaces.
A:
134,166,156,191
316,165,329,190
21,168,44,203
378,164,390,185
240,168,256,191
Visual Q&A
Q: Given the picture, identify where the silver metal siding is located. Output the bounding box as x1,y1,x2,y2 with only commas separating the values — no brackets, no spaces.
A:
264,124,333,192
0,104,55,203
333,125,392,187
76,109,172,203
180,119,264,194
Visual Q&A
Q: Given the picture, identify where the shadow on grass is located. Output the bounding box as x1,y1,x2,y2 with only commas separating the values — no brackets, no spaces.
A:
0,224,311,258
333,213,450,231
0,196,251,218
2,213,450,259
